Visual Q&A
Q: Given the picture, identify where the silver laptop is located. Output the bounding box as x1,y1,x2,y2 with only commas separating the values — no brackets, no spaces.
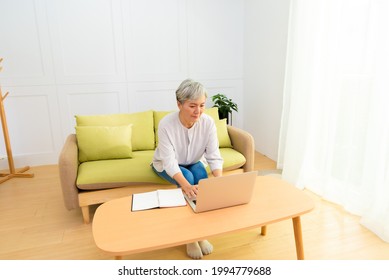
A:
184,171,257,213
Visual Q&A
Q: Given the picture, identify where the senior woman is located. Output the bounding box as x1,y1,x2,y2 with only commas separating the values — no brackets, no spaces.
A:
152,78,223,259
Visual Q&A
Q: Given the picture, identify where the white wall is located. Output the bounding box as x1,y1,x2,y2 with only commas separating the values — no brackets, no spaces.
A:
0,0,245,168
243,0,290,161
0,0,290,168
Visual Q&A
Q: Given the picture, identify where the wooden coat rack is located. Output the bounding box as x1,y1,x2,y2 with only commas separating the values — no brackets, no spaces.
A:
0,58,34,183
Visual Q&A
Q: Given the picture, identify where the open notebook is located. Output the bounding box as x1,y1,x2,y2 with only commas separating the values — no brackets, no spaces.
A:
131,189,186,211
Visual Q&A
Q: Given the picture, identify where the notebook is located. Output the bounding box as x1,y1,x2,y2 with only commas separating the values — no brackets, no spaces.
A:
184,171,257,213
131,189,186,212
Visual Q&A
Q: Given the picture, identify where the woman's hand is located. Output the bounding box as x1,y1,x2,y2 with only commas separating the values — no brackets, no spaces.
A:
212,169,222,178
182,184,198,198
173,172,198,198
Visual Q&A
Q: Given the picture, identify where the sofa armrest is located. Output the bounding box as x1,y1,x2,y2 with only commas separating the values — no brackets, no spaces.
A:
227,125,255,172
58,134,80,210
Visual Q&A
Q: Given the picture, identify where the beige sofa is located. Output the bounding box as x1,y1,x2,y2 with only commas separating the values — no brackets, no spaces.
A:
58,108,255,223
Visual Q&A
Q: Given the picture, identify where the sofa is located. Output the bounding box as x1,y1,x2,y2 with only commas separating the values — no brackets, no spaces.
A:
58,108,255,223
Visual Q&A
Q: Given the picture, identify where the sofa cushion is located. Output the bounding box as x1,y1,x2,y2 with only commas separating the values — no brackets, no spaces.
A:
76,125,133,163
220,148,246,171
204,107,220,121
153,110,173,147
215,119,233,148
75,110,154,151
205,107,233,148
77,150,169,190
76,148,246,190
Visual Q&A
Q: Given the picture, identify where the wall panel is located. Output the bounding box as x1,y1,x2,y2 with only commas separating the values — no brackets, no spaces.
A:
127,82,180,112
57,84,128,137
0,86,62,169
122,0,187,81
47,0,126,84
0,0,54,86
187,0,244,80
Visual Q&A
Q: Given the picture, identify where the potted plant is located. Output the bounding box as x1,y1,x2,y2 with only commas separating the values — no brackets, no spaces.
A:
211,93,238,125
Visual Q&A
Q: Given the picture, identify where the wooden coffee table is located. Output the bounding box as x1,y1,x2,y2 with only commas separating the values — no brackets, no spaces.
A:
92,175,314,260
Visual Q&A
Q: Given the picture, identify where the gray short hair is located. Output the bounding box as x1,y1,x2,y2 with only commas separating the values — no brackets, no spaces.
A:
176,79,208,103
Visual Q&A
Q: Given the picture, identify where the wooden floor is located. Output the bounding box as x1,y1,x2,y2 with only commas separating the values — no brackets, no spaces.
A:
1,152,389,260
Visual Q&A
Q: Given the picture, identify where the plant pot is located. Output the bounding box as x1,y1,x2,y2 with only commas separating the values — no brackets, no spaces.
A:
218,110,230,124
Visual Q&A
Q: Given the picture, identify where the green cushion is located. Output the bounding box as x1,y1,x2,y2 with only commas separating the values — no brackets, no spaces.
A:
76,125,133,163
75,111,154,151
219,148,246,171
215,118,233,148
153,111,173,147
77,151,170,189
204,107,220,121
205,108,233,147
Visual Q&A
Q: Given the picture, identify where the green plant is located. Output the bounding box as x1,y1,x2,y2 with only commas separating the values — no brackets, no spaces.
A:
211,94,238,124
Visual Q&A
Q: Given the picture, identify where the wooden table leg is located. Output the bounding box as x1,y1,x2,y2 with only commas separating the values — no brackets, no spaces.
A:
260,226,267,236
292,216,304,260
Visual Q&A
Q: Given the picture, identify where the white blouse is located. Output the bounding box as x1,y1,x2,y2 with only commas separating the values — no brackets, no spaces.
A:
152,111,223,177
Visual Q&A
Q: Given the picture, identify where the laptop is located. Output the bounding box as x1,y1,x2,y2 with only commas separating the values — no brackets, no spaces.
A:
184,171,257,213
